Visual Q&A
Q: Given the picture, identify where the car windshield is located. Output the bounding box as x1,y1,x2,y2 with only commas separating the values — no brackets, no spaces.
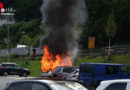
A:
50,81,88,90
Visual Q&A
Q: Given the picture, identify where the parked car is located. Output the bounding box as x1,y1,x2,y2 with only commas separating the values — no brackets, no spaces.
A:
4,79,92,90
53,66,78,79
0,62,30,77
96,79,130,90
78,63,130,87
67,69,79,80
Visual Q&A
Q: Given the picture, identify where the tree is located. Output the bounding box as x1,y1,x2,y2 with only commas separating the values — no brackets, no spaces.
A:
105,11,116,60
19,35,32,64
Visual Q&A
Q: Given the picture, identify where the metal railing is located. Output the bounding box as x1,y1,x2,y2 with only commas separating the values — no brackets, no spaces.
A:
79,45,130,57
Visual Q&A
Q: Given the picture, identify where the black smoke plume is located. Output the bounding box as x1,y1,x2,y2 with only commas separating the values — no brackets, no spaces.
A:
41,0,86,57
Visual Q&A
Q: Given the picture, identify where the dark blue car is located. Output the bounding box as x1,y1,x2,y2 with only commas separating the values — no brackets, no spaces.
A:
0,62,30,77
78,63,130,87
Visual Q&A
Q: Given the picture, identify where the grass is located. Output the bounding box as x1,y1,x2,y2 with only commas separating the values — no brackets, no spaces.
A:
0,57,42,77
78,54,130,67
0,54,130,77
24,60,41,77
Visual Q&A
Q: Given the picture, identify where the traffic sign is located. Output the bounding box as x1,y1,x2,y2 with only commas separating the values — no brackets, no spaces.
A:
88,36,95,49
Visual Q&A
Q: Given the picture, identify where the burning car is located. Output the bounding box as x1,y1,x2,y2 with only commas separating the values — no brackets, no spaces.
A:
53,66,78,79
41,45,73,76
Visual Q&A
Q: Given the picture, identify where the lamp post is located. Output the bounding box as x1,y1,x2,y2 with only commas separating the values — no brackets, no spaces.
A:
22,31,25,66
7,20,10,62
7,16,14,62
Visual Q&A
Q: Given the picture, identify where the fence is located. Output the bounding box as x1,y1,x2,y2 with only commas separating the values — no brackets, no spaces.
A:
0,47,43,57
79,45,130,57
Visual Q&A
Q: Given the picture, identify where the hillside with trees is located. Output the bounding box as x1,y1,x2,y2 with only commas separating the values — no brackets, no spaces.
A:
0,0,130,49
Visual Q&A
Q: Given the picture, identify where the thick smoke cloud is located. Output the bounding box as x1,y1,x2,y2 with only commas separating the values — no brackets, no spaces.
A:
41,0,86,57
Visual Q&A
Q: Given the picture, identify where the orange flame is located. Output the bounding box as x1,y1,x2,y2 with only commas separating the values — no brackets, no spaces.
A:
41,45,72,72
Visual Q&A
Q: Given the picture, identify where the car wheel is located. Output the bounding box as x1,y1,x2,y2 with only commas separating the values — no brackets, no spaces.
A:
3,72,8,76
19,74,22,77
22,72,27,77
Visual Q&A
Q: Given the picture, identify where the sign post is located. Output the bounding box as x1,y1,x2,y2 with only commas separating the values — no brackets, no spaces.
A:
88,36,95,56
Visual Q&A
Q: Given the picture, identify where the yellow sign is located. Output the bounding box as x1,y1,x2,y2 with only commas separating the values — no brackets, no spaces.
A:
88,37,95,48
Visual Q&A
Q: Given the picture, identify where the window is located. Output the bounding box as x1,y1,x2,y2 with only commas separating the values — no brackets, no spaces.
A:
14,65,20,68
80,64,91,73
106,66,119,75
5,64,15,68
63,67,73,73
8,82,31,90
121,66,130,75
105,83,127,90
54,67,61,73
72,69,79,74
31,83,48,90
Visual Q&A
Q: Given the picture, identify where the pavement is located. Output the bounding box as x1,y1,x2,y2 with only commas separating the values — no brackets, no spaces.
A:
0,76,36,90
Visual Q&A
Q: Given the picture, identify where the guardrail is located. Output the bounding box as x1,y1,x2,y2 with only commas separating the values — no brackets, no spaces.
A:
79,45,130,57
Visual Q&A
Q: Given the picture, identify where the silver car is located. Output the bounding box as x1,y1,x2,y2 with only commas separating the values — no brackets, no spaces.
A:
4,79,89,90
53,66,78,79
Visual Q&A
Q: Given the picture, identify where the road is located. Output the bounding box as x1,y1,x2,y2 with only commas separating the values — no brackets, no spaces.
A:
0,76,35,90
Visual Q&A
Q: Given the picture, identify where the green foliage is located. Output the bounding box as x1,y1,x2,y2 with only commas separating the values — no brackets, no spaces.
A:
0,18,45,49
10,54,19,59
19,35,32,46
105,11,116,38
80,0,130,48
32,35,43,47
1,0,130,49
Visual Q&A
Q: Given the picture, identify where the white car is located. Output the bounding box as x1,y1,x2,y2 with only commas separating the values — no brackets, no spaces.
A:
96,79,130,90
67,69,79,80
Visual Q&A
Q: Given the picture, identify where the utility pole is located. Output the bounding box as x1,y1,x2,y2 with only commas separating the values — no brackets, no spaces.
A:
7,20,10,62
7,16,14,62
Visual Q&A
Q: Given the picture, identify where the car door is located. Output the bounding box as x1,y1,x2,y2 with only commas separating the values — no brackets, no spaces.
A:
13,65,22,74
5,64,15,74
31,82,51,90
106,65,120,79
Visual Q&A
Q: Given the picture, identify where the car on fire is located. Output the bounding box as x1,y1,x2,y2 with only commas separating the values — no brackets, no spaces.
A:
4,79,93,90
0,62,30,77
53,66,78,79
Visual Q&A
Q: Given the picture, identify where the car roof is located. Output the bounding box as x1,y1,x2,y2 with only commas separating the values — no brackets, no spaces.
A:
56,66,78,68
81,63,125,66
101,79,130,84
10,79,80,84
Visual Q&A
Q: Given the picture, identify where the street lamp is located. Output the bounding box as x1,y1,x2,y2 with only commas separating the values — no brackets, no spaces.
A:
22,31,25,66
7,16,15,62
